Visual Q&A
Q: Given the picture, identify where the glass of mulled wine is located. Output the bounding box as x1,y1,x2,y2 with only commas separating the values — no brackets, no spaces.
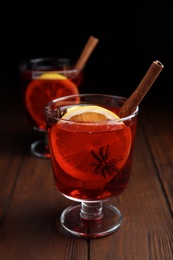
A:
19,57,84,158
44,93,139,238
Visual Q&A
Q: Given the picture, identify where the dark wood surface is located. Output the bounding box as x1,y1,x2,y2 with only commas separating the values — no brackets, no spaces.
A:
0,72,173,260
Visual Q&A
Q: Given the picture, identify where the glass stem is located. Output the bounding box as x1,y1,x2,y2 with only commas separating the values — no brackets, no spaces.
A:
80,202,103,221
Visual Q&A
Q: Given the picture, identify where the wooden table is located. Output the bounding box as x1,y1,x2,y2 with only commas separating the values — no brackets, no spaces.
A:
0,71,173,260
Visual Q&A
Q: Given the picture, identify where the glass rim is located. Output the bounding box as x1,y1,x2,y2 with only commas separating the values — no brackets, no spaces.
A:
45,93,139,123
18,57,83,74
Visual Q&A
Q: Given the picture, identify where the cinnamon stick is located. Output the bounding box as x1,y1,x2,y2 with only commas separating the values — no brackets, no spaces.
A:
74,35,99,70
118,60,164,118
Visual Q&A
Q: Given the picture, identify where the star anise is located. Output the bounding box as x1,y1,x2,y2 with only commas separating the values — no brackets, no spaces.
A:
89,145,122,179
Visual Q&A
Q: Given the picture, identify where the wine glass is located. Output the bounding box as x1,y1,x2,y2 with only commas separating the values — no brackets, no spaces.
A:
19,57,84,158
45,93,139,238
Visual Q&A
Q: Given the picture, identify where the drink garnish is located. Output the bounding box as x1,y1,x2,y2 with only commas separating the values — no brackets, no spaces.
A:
25,72,78,128
89,145,122,179
74,35,99,71
119,60,164,118
38,72,67,80
61,105,120,122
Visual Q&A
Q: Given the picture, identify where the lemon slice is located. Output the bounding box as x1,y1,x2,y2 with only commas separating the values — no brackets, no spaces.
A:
62,105,120,122
39,72,67,80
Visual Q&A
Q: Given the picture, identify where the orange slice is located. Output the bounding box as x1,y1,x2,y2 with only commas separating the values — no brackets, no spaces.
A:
61,105,120,121
51,105,132,187
25,72,79,129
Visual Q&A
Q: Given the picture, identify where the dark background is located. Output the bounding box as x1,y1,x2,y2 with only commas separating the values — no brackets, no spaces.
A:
1,1,173,99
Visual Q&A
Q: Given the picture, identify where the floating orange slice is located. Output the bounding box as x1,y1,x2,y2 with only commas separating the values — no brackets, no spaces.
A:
25,73,79,129
51,105,132,187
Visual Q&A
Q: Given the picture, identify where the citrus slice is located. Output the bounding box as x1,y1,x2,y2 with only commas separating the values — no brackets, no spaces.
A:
38,72,66,80
51,105,132,187
61,105,120,121
25,72,79,129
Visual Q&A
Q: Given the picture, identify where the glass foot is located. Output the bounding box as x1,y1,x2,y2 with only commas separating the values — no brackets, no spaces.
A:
31,139,50,158
60,203,123,238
